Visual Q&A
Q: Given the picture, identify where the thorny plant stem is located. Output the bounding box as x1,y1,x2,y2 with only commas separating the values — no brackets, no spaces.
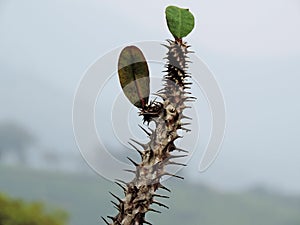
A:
102,39,195,225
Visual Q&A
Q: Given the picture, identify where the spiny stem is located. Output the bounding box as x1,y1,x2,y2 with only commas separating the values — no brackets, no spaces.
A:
104,39,193,225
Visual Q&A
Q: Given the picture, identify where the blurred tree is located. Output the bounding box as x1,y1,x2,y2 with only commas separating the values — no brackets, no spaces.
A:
0,193,68,225
0,121,35,164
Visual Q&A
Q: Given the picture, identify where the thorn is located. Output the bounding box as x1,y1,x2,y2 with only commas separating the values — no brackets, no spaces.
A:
101,216,109,225
124,169,136,174
168,154,188,159
114,181,126,192
181,123,191,126
184,82,193,85
111,201,119,209
185,99,196,103
153,194,170,199
166,39,173,44
181,115,192,120
130,138,147,149
173,135,183,141
127,157,139,167
161,44,171,49
166,142,176,152
164,172,184,180
128,142,143,157
115,179,127,186
107,216,114,221
151,97,158,103
183,96,197,102
138,125,151,136
109,192,123,203
148,208,162,213
181,127,191,132
153,201,169,209
168,161,187,166
158,183,171,192
175,148,189,153
157,87,166,92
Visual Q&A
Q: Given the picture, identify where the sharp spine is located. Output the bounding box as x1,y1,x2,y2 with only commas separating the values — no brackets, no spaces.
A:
158,183,171,192
101,216,109,225
107,216,114,221
115,179,127,186
148,208,162,213
111,201,119,208
124,169,136,174
185,99,195,103
168,161,187,166
181,115,192,120
127,157,139,167
168,154,188,159
153,194,170,199
128,142,143,157
175,148,189,153
109,192,123,203
163,172,184,180
138,125,151,136
130,138,148,149
181,127,191,132
153,201,169,209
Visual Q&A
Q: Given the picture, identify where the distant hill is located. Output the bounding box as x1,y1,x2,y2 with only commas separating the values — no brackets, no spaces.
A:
0,165,300,225
0,70,76,153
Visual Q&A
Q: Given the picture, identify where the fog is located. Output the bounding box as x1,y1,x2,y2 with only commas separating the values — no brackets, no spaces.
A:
1,0,299,194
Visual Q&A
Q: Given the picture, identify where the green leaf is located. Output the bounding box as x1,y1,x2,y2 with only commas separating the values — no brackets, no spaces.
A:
118,46,150,109
165,5,195,39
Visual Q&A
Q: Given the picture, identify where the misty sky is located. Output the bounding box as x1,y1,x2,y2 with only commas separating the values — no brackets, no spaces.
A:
0,0,300,194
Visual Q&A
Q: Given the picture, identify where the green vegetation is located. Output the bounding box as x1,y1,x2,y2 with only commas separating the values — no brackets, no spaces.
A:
1,165,300,225
0,192,67,225
165,6,195,39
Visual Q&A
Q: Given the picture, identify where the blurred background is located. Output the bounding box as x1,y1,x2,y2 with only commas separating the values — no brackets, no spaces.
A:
0,0,300,224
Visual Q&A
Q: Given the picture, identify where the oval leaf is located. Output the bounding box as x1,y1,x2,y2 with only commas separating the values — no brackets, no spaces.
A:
165,5,195,39
118,46,150,109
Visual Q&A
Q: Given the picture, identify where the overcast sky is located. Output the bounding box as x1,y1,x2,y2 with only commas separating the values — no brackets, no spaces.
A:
1,0,300,194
